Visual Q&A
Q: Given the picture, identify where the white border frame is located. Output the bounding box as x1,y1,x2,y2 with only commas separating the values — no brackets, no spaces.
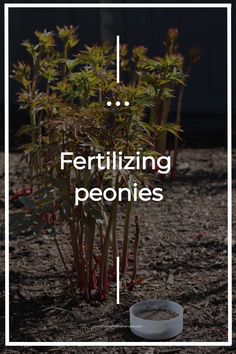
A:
4,3,232,347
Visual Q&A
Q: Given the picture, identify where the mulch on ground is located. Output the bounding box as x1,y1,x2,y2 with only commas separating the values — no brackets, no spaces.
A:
0,148,235,353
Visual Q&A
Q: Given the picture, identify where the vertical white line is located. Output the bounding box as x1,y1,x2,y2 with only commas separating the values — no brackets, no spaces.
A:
227,4,232,346
116,256,120,304
4,4,10,346
116,35,120,83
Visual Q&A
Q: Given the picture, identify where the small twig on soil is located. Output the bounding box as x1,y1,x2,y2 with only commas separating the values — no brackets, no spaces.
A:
132,215,140,281
160,350,180,354
53,235,71,281
191,303,213,318
42,306,68,313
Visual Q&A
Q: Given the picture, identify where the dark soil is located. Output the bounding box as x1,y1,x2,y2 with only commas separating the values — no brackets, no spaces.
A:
137,310,177,321
1,148,236,354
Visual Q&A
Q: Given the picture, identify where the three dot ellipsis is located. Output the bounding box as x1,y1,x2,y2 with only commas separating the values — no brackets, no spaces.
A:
106,101,129,107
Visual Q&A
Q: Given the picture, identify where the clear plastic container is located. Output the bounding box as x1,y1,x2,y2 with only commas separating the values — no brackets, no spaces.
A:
130,299,183,340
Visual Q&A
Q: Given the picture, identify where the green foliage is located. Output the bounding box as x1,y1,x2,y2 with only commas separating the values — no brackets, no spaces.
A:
10,26,197,302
